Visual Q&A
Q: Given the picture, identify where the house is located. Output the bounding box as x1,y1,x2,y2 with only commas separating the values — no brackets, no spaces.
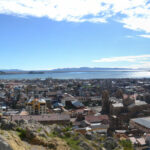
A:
110,103,124,115
136,138,146,146
71,108,94,118
85,115,109,124
65,100,84,109
130,116,150,133
53,102,64,108
74,115,109,134
0,102,7,111
3,109,19,116
145,134,150,146
72,100,84,109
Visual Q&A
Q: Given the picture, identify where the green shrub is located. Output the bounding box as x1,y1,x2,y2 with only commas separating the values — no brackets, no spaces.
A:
119,139,133,150
62,126,72,132
16,128,26,139
37,128,42,132
64,132,71,138
65,137,81,150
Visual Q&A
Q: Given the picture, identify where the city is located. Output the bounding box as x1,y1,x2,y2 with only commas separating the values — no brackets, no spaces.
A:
1,0,150,149
1,78,150,149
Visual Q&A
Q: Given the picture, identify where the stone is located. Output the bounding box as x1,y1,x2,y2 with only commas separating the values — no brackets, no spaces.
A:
79,141,94,150
0,136,13,150
39,131,47,138
26,127,38,139
43,126,51,135
53,126,62,133
1,119,17,130
85,132,94,140
103,137,118,150
18,119,28,125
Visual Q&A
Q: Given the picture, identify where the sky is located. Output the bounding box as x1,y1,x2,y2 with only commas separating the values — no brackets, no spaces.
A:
0,0,150,70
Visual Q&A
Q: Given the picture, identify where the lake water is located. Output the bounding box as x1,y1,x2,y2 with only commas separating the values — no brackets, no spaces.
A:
0,71,150,80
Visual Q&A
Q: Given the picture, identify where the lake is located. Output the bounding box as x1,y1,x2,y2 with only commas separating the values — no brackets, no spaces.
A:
0,71,150,80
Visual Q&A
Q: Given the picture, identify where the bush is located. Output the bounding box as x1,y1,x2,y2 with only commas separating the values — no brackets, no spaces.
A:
37,127,42,132
16,128,27,139
62,126,72,132
64,132,71,138
119,139,133,150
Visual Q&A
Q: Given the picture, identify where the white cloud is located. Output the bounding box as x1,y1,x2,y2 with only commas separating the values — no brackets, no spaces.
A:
93,55,150,69
93,55,150,63
0,0,150,34
126,35,134,38
138,34,150,38
0,0,112,23
127,61,150,69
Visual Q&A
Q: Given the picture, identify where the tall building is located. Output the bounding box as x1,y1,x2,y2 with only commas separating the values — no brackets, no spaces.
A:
26,98,47,115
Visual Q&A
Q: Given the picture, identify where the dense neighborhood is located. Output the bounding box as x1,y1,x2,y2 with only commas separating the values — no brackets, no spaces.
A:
1,78,150,149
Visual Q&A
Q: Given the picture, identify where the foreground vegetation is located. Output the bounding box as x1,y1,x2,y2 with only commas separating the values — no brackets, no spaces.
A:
0,119,134,150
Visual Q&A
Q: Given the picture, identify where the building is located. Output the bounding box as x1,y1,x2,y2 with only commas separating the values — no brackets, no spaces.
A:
85,115,109,124
130,116,150,133
74,115,109,134
110,102,124,115
10,113,70,125
26,98,47,115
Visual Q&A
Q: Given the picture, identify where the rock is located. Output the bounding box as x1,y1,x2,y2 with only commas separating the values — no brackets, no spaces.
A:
18,119,28,125
1,119,9,128
79,141,94,150
103,137,118,150
26,127,38,139
68,131,74,136
85,132,95,140
75,132,84,139
0,122,71,150
91,143,102,150
0,136,13,150
1,119,17,130
43,126,51,135
58,132,65,138
54,126,62,133
28,119,38,124
38,131,47,138
9,121,18,130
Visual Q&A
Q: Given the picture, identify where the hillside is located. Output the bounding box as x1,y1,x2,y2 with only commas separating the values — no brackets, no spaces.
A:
0,119,134,150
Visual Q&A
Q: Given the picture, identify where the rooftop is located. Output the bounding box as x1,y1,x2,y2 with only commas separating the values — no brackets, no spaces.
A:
11,113,70,122
131,116,150,129
112,103,123,108
27,98,46,103
85,115,109,123
128,100,147,108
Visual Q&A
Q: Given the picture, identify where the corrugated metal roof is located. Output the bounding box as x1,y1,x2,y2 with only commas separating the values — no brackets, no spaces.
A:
72,100,84,107
132,117,150,129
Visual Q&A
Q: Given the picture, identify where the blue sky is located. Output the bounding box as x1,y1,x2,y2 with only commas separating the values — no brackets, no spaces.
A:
0,0,150,70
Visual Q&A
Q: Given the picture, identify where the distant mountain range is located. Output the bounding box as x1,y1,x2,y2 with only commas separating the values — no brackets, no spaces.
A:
0,67,147,75
51,67,136,72
0,69,24,73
